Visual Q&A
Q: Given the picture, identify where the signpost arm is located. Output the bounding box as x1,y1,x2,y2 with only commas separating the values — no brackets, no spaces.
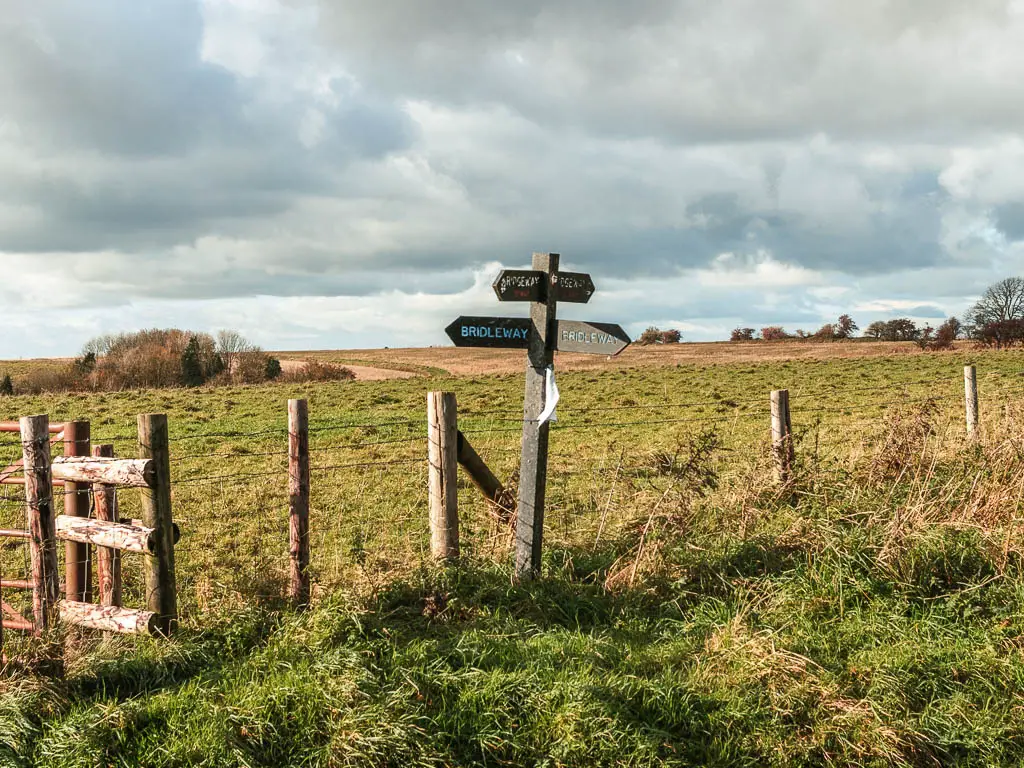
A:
515,252,559,579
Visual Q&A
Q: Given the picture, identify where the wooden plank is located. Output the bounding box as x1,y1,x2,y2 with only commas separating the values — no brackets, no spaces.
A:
0,422,64,434
427,392,459,560
457,430,510,523
0,528,30,539
1,580,32,590
93,444,122,608
138,414,177,635
516,253,558,579
0,477,64,486
51,456,153,487
58,600,159,636
64,421,91,604
1,617,33,632
21,415,59,633
55,515,157,553
288,400,311,607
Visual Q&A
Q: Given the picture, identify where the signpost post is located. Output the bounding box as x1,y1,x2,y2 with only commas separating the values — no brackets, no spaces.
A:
447,253,630,579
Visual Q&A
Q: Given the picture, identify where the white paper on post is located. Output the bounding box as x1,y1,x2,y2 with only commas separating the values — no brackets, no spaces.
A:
538,365,560,425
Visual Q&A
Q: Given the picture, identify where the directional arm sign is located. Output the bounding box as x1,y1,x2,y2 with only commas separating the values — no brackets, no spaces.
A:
555,321,630,355
553,272,595,304
493,269,595,304
446,316,533,348
493,270,546,303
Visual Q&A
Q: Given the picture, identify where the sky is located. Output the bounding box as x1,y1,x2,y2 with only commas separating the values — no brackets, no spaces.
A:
1,0,1023,357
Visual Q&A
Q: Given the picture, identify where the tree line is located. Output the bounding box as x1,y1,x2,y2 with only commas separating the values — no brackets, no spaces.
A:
1,329,355,396
729,277,1024,350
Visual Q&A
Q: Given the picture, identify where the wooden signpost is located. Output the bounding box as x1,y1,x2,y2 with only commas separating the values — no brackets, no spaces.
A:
448,253,630,579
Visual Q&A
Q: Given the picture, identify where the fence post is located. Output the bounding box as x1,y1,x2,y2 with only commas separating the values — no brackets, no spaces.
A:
770,389,794,484
64,421,92,604
92,444,122,608
427,392,459,560
288,399,311,607
964,365,979,438
138,414,177,635
21,415,58,633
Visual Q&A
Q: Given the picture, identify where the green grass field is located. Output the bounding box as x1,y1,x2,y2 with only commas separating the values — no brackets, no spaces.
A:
2,347,1024,766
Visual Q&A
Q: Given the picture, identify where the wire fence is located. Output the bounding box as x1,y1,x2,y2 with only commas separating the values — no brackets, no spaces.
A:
2,367,1023,627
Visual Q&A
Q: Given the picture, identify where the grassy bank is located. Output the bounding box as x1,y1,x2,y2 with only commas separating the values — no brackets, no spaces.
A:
1,349,1024,764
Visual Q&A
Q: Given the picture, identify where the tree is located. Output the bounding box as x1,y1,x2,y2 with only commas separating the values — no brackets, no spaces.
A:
730,328,755,341
265,357,282,380
835,314,858,339
864,321,887,340
180,335,206,387
216,329,249,375
966,277,1024,333
660,329,682,344
890,318,919,341
0,374,13,396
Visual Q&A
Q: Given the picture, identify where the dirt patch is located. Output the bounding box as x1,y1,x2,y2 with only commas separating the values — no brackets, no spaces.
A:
278,359,418,381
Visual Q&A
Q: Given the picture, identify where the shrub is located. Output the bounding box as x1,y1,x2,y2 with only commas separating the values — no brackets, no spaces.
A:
660,329,682,344
730,328,755,342
235,349,276,384
915,326,935,350
813,323,836,341
282,361,356,383
977,319,1024,349
637,327,661,346
17,365,84,395
925,317,961,351
760,326,788,341
0,374,13,396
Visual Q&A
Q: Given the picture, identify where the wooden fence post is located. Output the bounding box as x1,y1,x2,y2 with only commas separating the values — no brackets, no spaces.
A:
138,414,176,635
427,392,459,560
64,421,92,604
770,390,794,484
92,444,122,608
964,365,979,438
21,415,58,633
288,399,311,607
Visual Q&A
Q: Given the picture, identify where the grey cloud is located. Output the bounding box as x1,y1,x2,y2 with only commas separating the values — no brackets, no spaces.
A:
995,203,1024,241
0,1,237,155
315,0,1022,144
0,0,416,255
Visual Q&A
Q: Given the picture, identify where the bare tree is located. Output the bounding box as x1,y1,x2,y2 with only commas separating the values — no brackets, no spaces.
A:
216,329,250,374
967,277,1024,331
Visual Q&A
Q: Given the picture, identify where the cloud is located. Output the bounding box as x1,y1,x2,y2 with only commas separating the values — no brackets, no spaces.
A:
0,0,1022,355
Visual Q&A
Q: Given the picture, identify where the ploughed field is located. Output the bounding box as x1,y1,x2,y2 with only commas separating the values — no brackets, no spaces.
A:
1,344,1024,766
